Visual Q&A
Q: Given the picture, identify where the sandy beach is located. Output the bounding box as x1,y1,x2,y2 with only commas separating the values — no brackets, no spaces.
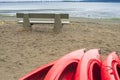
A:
0,17,120,80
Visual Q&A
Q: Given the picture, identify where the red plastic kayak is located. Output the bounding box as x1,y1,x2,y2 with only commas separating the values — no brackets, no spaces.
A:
44,49,85,80
102,52,120,80
19,60,56,80
75,49,102,80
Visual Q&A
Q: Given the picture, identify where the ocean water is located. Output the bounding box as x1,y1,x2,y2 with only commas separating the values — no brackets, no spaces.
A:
0,1,120,18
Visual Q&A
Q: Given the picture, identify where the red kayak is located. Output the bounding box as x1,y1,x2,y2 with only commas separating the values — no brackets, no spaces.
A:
44,49,85,80
102,52,120,80
75,49,102,80
19,60,56,80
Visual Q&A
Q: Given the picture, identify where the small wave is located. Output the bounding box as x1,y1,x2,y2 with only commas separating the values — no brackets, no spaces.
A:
0,1,65,3
0,8,76,13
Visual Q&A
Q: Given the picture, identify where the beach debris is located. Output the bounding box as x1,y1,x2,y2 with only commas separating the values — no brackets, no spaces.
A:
0,20,5,25
16,27,32,32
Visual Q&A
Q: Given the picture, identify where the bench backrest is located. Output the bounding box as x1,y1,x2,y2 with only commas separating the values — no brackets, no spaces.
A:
16,13,69,19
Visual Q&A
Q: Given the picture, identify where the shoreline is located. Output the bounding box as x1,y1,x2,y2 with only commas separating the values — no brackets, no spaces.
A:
0,14,120,22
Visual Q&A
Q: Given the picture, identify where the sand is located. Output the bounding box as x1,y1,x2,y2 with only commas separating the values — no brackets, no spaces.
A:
0,17,120,80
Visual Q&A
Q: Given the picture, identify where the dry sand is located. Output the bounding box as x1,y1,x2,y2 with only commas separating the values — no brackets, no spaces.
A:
0,17,120,80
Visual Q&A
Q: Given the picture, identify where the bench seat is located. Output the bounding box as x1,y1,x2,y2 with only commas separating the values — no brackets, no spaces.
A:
18,20,70,24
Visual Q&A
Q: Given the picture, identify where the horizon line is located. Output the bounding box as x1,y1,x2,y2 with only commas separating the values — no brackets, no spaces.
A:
0,1,120,2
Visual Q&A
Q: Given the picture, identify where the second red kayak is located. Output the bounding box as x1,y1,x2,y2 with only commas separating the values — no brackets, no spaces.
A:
75,49,102,80
44,49,85,80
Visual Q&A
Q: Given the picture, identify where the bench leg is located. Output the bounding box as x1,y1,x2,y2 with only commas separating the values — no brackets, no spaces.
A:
23,14,32,31
54,14,63,33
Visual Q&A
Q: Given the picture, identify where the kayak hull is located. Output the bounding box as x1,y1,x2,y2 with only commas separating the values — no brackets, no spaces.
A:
75,49,102,80
44,49,85,80
102,52,120,80
19,60,56,80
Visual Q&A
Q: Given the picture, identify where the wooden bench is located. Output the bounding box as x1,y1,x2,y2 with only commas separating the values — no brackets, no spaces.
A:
16,13,69,33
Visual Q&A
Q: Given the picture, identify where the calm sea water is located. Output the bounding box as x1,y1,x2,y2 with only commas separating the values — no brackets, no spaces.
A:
0,1,120,18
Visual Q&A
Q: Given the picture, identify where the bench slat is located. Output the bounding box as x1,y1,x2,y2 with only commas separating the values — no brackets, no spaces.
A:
18,20,70,24
16,13,69,19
